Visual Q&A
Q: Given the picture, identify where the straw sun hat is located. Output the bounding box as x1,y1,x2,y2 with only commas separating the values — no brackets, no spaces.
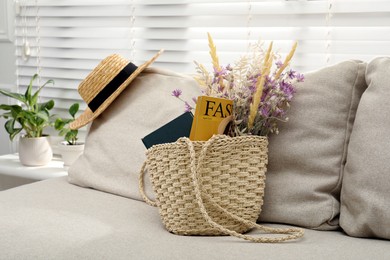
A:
70,50,163,130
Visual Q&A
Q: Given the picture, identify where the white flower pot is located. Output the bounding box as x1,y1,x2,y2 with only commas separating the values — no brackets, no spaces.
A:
18,135,53,166
58,141,85,167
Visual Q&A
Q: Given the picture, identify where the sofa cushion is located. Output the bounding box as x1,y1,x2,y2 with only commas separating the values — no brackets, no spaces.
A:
260,60,367,230
1,177,389,259
340,57,390,240
68,67,201,200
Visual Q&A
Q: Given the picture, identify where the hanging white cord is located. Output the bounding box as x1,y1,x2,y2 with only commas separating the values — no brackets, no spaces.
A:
21,0,30,62
130,0,136,62
35,0,41,84
15,1,22,91
13,0,29,153
246,0,252,52
325,0,334,65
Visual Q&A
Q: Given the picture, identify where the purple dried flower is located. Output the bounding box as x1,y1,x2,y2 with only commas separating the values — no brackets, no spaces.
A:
272,107,284,118
275,60,283,69
279,80,295,100
265,75,275,86
184,102,193,112
213,66,227,77
287,69,296,79
248,83,256,94
296,73,305,82
172,89,182,98
260,106,270,117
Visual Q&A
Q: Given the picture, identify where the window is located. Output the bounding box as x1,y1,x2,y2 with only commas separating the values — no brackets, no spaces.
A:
14,0,390,134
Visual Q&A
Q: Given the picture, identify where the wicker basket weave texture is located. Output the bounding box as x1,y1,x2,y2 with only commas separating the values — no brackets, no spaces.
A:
146,135,268,236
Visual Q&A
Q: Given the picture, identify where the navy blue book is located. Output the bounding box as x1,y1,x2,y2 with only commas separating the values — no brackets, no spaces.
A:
142,112,193,149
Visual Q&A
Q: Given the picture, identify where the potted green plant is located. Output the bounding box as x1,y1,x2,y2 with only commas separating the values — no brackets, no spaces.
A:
0,74,55,166
54,103,84,167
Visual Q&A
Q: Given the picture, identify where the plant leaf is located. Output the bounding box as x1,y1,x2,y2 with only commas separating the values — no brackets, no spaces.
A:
10,128,23,141
25,74,39,107
38,100,55,111
0,104,13,111
5,119,15,134
69,103,79,118
0,105,23,124
31,79,54,107
3,105,23,118
5,119,22,141
65,129,78,145
36,110,49,122
0,89,26,104
20,111,37,127
54,118,66,130
59,128,69,137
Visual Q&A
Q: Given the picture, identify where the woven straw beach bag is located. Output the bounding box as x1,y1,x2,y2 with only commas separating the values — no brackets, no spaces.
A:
139,135,304,243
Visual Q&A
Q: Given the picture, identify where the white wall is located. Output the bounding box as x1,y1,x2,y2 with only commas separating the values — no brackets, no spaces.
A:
0,0,16,155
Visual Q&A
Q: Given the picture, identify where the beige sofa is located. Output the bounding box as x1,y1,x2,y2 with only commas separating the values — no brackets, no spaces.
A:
0,177,388,259
1,59,389,259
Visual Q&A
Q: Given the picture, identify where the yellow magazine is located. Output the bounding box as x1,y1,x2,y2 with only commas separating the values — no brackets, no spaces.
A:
190,96,233,141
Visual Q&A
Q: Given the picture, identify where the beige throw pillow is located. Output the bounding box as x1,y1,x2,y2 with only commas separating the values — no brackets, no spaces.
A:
259,60,367,230
340,57,390,240
68,68,201,200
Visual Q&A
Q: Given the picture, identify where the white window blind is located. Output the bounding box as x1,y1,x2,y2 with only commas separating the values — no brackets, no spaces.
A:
15,0,136,124
14,0,390,132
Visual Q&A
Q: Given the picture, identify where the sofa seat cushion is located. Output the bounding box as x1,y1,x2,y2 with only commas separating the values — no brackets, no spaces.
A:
0,178,389,259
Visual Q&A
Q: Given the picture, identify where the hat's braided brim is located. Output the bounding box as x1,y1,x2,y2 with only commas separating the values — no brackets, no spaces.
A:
70,50,163,130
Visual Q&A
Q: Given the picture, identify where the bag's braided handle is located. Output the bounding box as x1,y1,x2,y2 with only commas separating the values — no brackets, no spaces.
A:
184,135,304,243
139,161,157,207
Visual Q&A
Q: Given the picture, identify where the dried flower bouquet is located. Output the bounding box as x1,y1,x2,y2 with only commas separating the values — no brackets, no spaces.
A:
174,33,304,137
